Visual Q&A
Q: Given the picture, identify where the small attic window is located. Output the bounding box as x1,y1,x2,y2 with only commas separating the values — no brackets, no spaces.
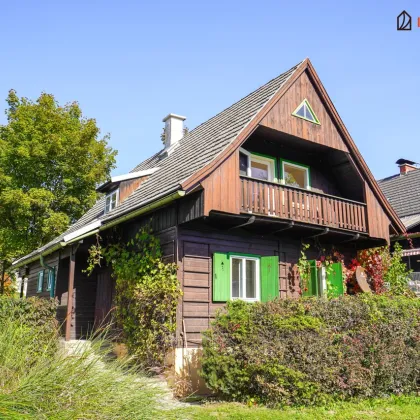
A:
105,189,119,213
292,99,320,125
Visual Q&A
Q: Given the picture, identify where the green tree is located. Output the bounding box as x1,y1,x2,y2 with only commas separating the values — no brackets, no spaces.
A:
0,90,117,289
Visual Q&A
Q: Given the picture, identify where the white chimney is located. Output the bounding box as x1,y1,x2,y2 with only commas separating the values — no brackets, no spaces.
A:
162,113,186,149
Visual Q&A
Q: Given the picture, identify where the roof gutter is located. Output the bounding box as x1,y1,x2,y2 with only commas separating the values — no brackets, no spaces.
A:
12,190,185,269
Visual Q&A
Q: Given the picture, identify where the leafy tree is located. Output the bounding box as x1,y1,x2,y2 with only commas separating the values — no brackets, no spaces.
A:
0,90,117,290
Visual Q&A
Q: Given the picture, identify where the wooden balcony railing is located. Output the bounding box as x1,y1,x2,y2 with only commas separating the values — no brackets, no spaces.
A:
240,177,367,233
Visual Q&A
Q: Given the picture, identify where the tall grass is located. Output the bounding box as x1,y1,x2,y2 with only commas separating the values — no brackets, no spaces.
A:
0,318,169,419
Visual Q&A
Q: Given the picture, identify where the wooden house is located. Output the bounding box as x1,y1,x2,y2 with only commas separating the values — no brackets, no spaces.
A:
13,59,405,371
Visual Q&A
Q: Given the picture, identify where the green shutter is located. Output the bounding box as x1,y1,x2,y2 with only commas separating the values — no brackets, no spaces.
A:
303,260,318,297
260,256,279,302
37,270,44,293
213,252,230,302
327,262,344,297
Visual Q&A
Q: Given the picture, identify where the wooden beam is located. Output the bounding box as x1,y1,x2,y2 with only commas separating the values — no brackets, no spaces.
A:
65,246,77,341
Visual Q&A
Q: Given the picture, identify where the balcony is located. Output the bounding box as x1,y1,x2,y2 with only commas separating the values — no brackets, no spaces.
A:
240,177,367,233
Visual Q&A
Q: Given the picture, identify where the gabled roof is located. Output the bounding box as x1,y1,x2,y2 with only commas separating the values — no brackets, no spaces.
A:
378,168,420,229
14,58,407,268
13,60,303,267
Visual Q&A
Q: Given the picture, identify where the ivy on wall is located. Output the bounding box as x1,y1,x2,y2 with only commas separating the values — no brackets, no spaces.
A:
86,227,182,368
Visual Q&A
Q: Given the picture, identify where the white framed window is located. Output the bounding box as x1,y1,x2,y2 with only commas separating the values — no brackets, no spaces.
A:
230,255,260,302
37,270,44,293
46,267,56,292
239,148,276,182
281,160,311,190
318,266,327,297
105,189,119,213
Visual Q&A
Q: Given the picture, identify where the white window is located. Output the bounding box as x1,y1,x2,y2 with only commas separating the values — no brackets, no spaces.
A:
281,161,310,190
230,255,260,301
46,267,55,292
105,189,119,213
37,270,44,293
318,266,327,297
239,148,276,182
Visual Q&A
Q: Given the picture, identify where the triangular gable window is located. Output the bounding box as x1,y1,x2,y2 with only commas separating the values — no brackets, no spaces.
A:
292,99,320,125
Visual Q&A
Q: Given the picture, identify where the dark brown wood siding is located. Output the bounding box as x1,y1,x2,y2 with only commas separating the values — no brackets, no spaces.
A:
176,226,357,348
26,252,60,298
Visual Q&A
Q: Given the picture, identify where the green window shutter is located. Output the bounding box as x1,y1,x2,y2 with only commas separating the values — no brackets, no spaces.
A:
327,262,344,297
303,260,318,297
260,256,279,302
213,252,230,302
37,270,44,293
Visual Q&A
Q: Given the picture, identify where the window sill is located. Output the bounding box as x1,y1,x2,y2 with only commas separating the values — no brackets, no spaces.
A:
231,297,259,303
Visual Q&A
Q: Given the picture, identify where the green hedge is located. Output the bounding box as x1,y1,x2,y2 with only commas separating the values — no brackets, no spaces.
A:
0,296,58,354
201,296,420,407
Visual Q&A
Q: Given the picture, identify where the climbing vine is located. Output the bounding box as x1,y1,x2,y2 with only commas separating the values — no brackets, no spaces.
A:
86,226,182,368
297,243,345,295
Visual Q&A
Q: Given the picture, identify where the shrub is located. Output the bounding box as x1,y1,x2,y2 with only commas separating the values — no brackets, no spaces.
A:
0,296,58,360
87,227,182,368
201,296,420,407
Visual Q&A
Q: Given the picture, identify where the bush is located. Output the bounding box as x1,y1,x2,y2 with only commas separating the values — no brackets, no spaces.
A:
86,227,182,368
0,296,58,360
201,296,420,407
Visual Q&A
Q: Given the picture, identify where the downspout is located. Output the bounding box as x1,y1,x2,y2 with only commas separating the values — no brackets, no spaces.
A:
40,255,55,298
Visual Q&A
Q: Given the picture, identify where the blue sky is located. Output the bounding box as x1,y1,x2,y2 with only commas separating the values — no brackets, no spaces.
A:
1,0,419,179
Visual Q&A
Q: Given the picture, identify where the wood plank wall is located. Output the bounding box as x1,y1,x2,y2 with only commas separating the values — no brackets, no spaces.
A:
176,226,358,347
260,70,349,153
201,153,240,216
26,253,60,298
119,177,149,204
177,228,306,347
364,182,391,243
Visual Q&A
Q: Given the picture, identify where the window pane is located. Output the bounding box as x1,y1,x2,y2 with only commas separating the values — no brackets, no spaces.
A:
296,105,305,117
284,164,306,188
239,153,248,176
245,259,256,299
231,258,242,298
304,104,314,121
251,160,269,180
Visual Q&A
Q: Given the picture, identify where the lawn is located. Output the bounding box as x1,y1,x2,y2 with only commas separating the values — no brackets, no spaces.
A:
174,396,420,419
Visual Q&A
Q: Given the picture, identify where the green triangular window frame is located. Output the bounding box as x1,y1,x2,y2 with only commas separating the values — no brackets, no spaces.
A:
292,99,320,125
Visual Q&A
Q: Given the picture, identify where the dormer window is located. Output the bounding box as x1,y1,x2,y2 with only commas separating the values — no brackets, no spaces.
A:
105,189,119,213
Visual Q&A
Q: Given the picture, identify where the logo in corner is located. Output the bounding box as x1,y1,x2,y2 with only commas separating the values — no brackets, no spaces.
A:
397,10,412,30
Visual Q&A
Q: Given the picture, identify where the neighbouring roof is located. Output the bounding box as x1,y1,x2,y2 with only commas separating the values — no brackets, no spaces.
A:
378,169,420,229
13,60,303,267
